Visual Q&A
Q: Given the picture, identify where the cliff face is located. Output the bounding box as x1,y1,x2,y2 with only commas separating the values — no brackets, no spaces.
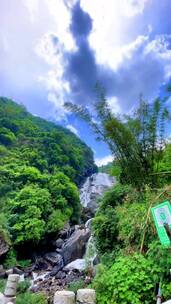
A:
80,173,115,213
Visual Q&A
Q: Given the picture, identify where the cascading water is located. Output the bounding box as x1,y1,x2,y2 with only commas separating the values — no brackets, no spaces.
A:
80,173,115,214
80,173,116,267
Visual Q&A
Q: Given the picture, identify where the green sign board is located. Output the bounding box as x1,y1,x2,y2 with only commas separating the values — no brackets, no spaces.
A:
151,201,171,247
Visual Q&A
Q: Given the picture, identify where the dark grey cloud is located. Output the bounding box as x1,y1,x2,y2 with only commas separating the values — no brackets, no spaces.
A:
60,0,171,112
70,1,92,39
62,1,116,105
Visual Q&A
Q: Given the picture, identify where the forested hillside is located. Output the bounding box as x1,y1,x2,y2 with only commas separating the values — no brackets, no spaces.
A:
0,97,97,252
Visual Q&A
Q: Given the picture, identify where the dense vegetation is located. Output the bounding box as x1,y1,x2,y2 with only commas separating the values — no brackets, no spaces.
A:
0,97,97,254
66,90,171,303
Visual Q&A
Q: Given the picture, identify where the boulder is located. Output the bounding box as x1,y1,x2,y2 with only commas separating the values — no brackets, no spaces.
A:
0,232,9,258
59,223,71,239
0,271,6,279
55,238,64,249
5,269,13,276
62,228,91,265
44,252,63,267
76,289,96,304
64,259,86,272
34,257,49,271
54,290,75,304
13,267,23,275
55,271,66,280
50,263,63,277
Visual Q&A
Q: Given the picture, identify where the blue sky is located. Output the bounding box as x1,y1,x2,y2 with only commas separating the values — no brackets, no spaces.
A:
1,0,171,165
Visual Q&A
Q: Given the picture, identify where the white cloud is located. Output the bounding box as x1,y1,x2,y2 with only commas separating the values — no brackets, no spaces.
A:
95,155,113,166
122,0,149,17
80,0,149,70
107,96,121,114
22,0,39,23
66,124,79,135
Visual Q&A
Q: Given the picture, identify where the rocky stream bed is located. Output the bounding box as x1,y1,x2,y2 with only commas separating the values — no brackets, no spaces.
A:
0,173,115,302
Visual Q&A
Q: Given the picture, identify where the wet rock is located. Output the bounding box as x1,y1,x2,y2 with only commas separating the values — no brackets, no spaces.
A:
50,262,64,277
93,255,100,266
5,269,13,276
55,271,66,280
0,271,6,279
55,238,64,249
59,223,71,239
34,257,49,270
44,252,63,267
13,267,23,275
56,248,63,254
0,232,9,258
62,228,91,265
64,259,86,272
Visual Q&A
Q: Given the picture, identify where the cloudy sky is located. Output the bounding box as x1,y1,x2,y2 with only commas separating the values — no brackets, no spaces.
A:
1,0,171,165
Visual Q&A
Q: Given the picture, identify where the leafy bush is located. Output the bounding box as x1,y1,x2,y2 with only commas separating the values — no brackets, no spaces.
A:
17,280,31,294
93,184,132,253
7,173,81,244
93,207,119,253
68,279,85,293
93,254,160,304
16,292,47,304
4,249,17,268
0,279,6,293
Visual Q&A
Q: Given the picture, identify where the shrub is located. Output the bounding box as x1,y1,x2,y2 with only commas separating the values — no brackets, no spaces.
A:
4,249,17,268
17,280,31,294
0,279,6,293
92,254,160,304
68,279,85,293
16,292,47,304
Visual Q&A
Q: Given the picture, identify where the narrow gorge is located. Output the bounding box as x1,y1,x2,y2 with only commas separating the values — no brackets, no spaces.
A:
29,173,115,299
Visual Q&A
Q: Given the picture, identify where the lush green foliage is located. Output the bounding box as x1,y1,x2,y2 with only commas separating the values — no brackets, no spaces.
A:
93,254,160,304
0,97,96,250
16,292,47,304
66,91,170,188
92,184,171,303
17,280,31,294
68,278,85,293
93,184,131,253
0,279,46,304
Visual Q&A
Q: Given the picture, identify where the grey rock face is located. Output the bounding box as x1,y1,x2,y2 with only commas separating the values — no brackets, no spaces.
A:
44,252,63,268
0,232,9,258
62,228,91,265
80,173,115,214
55,238,64,249
64,259,86,272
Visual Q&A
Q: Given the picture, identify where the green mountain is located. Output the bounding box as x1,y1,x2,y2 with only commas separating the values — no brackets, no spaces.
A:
0,97,97,249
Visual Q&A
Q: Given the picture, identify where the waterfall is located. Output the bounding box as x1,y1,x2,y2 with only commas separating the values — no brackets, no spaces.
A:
80,173,115,213
84,235,97,267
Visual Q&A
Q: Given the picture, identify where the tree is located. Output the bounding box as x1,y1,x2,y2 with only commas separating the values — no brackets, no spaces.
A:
48,172,81,223
8,185,51,244
65,90,170,188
